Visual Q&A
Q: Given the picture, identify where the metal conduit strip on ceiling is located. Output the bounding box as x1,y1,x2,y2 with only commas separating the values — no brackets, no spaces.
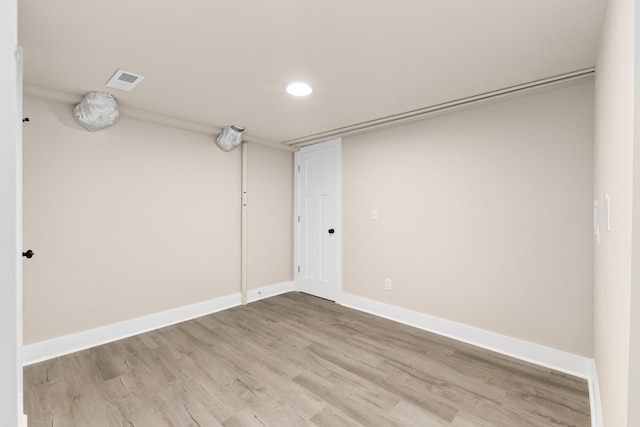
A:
282,67,596,147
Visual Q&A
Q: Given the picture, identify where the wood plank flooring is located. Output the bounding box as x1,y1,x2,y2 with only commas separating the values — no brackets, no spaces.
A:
24,292,591,426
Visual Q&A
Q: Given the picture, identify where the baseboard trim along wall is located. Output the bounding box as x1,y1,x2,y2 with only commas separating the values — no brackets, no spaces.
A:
338,292,601,427
22,285,600,427
247,281,296,303
22,281,295,366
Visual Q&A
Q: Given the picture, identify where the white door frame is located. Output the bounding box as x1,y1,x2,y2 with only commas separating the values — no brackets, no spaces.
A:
294,138,343,302
1,6,24,424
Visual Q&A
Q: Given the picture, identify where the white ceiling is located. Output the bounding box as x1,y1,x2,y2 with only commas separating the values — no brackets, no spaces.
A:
18,0,606,147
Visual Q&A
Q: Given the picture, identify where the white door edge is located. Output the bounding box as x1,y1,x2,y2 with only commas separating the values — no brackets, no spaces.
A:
16,46,25,425
293,150,300,291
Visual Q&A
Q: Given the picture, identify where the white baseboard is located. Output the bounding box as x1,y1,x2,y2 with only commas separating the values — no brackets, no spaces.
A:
22,281,296,366
339,293,602,426
23,293,242,365
22,285,601,427
339,293,593,379
247,281,295,303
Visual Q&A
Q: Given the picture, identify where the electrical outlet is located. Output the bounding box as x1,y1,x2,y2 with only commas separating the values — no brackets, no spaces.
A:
385,278,392,291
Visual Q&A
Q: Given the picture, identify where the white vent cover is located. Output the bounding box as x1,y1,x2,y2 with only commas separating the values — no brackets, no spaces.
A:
106,69,144,91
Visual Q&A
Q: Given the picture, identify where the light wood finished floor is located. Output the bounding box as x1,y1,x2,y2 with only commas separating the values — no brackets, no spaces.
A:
24,292,591,426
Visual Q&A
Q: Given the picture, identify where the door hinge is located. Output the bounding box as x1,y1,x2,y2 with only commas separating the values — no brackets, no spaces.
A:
297,265,301,273
297,165,301,173
298,215,300,223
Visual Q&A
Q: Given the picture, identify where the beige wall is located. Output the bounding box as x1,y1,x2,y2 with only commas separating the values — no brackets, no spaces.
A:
593,0,636,425
246,143,293,289
343,79,594,357
22,96,244,344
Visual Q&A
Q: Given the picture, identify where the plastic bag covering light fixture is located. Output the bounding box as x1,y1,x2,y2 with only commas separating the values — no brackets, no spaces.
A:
73,91,119,132
216,125,245,152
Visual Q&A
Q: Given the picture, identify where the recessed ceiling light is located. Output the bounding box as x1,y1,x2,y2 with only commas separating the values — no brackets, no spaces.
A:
286,82,313,97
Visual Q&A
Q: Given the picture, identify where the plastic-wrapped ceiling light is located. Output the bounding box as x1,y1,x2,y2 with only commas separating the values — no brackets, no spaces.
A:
216,125,245,152
73,91,119,131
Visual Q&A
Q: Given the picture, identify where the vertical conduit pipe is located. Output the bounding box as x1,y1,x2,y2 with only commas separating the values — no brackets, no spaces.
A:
241,142,248,304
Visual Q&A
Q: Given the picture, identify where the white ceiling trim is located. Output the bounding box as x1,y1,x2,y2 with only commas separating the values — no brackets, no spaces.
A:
282,68,596,147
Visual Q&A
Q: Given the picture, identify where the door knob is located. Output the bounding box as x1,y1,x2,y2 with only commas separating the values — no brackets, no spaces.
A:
328,229,335,234
22,249,34,259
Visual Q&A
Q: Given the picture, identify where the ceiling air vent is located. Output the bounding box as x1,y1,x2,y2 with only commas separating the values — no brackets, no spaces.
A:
106,69,144,91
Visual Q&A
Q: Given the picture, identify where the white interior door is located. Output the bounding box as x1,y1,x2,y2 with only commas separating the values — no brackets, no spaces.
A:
295,139,341,301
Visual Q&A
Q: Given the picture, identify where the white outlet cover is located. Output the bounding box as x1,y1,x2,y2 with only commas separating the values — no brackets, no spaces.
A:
593,200,598,235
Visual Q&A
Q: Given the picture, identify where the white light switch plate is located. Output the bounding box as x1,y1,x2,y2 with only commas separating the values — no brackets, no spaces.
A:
604,194,610,231
371,208,379,220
